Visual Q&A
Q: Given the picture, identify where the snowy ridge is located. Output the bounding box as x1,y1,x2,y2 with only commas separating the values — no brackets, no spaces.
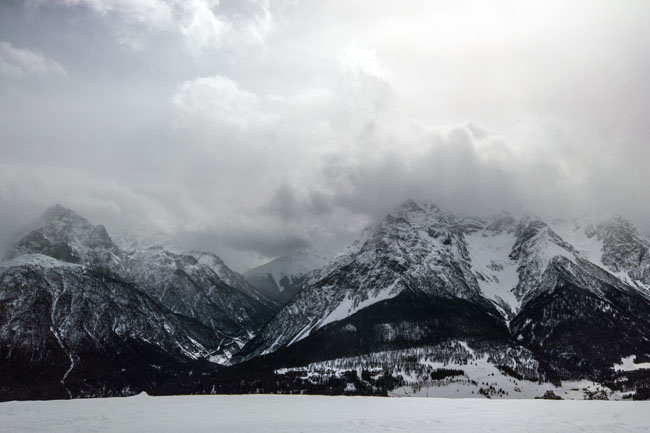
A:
317,280,400,329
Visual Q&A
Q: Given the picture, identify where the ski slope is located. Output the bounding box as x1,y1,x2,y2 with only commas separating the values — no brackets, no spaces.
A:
0,394,647,433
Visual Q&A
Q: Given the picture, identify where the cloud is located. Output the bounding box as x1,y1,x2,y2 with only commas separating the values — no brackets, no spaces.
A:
0,162,178,258
172,75,276,128
57,0,174,28
338,41,387,81
39,0,272,51
0,163,175,231
2,0,650,269
177,0,230,51
0,42,66,78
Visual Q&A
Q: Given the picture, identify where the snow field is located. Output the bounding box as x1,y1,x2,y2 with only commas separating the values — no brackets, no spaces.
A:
0,394,648,433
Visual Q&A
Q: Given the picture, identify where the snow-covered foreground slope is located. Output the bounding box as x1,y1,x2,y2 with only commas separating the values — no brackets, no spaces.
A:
1,394,648,433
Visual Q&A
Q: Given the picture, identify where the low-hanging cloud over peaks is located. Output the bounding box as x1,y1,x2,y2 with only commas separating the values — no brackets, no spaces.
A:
28,0,273,52
1,0,650,269
0,41,66,78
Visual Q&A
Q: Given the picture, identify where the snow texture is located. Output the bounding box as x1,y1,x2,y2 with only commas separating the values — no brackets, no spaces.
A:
0,394,647,433
465,229,520,311
613,356,650,372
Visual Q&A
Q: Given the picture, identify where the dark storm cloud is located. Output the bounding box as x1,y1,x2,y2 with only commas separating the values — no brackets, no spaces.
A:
1,0,650,269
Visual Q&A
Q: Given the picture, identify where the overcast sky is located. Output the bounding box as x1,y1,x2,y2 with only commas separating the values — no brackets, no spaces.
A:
1,0,649,270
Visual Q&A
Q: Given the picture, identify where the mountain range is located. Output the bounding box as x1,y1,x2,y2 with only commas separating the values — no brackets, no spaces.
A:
1,201,650,400
232,202,650,383
0,205,275,399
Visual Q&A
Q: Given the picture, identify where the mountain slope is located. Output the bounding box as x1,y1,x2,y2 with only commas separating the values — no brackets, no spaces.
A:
0,255,223,401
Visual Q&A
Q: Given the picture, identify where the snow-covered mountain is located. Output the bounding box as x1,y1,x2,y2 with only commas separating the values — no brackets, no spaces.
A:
5,205,274,344
5,204,125,273
122,246,274,348
244,249,327,303
0,254,224,400
112,230,279,311
234,200,650,390
3,200,650,400
0,205,277,399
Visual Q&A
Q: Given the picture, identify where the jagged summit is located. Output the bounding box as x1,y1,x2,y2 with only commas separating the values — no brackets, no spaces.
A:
5,204,118,269
32,204,111,246
27,204,92,243
40,203,84,220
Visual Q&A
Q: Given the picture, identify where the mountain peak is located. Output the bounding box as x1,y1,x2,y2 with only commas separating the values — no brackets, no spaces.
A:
31,204,96,238
40,204,86,223
31,204,94,238
385,200,445,228
5,204,119,267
